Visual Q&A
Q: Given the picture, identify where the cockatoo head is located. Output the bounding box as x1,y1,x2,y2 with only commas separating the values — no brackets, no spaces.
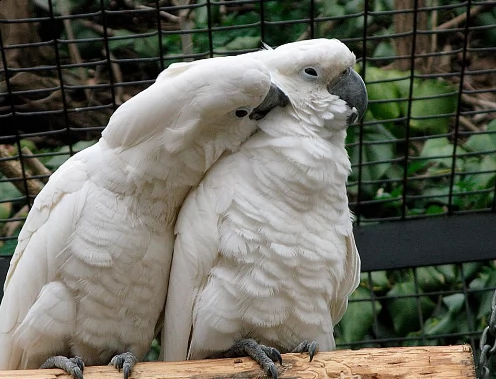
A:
253,38,368,133
101,54,286,174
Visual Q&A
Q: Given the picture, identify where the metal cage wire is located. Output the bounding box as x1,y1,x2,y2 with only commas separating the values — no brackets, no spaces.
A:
1,0,496,374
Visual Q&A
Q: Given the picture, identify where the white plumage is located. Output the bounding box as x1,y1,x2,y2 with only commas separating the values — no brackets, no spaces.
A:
0,55,278,373
163,38,364,364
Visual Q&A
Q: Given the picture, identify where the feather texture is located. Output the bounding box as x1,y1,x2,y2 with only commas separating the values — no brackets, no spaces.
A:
163,39,362,362
0,55,275,370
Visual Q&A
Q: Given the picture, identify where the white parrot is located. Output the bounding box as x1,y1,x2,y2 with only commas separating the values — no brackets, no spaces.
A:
0,54,287,379
163,38,367,378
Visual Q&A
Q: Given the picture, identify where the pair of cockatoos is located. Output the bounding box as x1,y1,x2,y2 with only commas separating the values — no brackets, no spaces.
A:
0,38,366,379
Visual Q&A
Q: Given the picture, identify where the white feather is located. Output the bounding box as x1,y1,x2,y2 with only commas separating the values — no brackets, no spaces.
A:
0,55,275,370
163,39,361,362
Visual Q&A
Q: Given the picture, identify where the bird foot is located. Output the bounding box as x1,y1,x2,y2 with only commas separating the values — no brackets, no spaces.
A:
40,355,84,379
211,338,282,379
109,351,137,379
291,340,319,361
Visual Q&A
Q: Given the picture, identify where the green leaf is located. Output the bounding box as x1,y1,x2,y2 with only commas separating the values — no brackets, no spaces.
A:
0,180,22,200
464,134,496,154
462,262,483,281
0,229,20,256
373,41,395,60
365,67,402,121
19,139,37,152
45,141,97,170
0,203,11,219
337,286,382,343
360,271,389,291
0,239,17,256
133,34,164,58
386,281,435,335
423,293,465,336
108,30,136,53
419,137,465,171
348,123,396,196
472,155,496,190
435,264,457,284
416,266,445,291
397,79,458,135
443,293,465,313
216,36,261,53
469,266,496,320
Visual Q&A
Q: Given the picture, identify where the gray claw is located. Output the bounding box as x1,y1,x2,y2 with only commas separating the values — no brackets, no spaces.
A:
308,341,319,362
212,338,280,378
268,362,279,379
40,355,85,379
260,345,283,365
291,340,320,362
109,351,137,379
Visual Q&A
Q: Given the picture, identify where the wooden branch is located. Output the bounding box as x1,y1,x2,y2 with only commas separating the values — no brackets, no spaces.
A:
122,0,180,23
436,4,490,30
173,0,194,61
21,147,52,183
0,345,475,378
392,0,430,71
2,204,28,237
0,146,44,199
61,13,92,102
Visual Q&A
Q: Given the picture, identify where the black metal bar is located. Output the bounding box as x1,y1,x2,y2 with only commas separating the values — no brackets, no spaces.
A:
2,213,496,301
355,1,369,225
448,0,472,215
155,0,165,70
400,1,419,220
354,213,496,272
99,0,117,112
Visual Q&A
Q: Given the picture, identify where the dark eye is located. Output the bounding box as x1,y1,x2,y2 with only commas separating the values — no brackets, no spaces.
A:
235,109,249,118
304,67,318,76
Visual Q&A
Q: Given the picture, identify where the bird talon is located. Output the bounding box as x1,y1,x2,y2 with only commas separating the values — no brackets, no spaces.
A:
109,352,137,379
123,365,131,379
291,340,319,362
40,355,85,379
308,341,319,362
72,356,85,372
72,366,84,379
268,363,278,379
273,348,283,365
260,345,282,365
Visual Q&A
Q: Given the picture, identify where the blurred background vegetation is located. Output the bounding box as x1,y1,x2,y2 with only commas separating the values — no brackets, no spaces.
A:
0,0,495,363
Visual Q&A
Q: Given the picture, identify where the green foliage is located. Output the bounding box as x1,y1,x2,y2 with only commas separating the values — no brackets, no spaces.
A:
337,262,495,348
337,286,382,344
6,0,495,357
386,281,435,335
44,140,97,170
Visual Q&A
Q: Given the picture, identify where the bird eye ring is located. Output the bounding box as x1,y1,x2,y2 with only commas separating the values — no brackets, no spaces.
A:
235,108,249,118
304,67,318,77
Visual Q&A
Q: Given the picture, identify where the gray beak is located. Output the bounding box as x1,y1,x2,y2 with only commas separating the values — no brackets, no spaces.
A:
328,69,368,124
249,83,290,120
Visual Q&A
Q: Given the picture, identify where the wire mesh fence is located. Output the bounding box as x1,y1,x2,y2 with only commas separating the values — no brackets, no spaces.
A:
1,0,496,374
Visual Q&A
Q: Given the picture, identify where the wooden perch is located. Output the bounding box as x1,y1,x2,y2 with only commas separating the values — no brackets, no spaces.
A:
0,146,44,199
0,345,475,378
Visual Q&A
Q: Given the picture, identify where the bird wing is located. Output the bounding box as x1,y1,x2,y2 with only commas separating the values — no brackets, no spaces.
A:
0,149,91,369
330,232,361,327
163,159,237,362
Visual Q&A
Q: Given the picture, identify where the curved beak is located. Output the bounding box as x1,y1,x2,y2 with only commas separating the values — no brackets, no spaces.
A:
328,69,368,124
249,83,290,120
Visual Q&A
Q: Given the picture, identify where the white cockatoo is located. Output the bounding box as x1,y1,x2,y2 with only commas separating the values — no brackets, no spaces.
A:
0,54,287,379
163,39,367,378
